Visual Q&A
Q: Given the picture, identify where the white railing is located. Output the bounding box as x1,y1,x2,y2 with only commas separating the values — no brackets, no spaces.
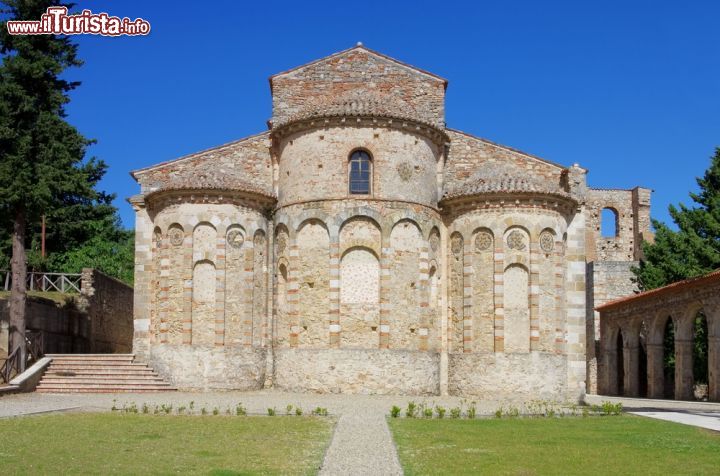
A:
1,271,82,293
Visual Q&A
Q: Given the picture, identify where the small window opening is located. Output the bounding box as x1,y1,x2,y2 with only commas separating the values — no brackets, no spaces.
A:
601,208,619,238
349,150,371,194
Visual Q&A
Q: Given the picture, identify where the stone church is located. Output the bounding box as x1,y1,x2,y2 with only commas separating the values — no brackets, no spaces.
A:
129,45,652,401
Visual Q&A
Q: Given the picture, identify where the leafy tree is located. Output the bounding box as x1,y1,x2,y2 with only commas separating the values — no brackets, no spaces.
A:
48,230,135,284
0,0,108,368
634,148,720,290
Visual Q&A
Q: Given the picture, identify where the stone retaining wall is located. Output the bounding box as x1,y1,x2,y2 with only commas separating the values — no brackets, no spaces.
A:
148,345,267,391
274,348,440,395
448,352,568,401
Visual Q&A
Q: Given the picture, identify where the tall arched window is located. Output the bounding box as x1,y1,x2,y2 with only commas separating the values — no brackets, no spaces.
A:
349,150,371,195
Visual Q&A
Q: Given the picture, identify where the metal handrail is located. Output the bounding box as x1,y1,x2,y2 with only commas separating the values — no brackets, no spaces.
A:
0,331,44,384
1,271,82,293
0,346,21,384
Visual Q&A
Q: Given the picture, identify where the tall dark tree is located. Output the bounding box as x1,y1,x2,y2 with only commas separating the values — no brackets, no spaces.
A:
634,148,720,290
0,0,106,369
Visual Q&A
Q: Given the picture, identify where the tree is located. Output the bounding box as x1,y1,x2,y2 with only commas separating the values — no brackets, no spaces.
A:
634,148,720,290
0,0,106,369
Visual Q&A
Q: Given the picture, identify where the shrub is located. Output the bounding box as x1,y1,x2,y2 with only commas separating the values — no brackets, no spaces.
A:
467,403,477,419
602,401,623,416
212,407,220,416
423,407,434,418
267,407,276,416
405,401,417,418
312,407,328,416
295,407,303,416
435,406,446,419
450,407,461,419
235,403,247,416
286,404,294,416
390,406,401,418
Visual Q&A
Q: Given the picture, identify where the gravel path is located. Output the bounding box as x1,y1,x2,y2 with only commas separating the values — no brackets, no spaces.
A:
319,402,403,476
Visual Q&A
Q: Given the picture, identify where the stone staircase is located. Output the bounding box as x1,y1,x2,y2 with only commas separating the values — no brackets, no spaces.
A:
36,354,176,393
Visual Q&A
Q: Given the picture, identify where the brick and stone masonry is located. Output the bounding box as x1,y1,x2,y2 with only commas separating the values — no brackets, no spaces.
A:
129,45,651,400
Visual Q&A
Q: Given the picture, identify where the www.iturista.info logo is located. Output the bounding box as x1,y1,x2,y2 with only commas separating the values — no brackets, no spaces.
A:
6,6,150,36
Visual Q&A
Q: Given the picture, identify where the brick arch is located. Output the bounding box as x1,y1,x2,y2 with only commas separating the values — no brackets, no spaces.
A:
339,216,382,258
296,216,330,235
386,211,431,240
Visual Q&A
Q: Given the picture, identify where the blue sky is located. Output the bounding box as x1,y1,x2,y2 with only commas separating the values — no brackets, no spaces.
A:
57,0,720,228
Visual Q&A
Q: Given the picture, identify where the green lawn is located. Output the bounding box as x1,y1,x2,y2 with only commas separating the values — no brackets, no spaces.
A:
0,413,333,475
389,415,720,475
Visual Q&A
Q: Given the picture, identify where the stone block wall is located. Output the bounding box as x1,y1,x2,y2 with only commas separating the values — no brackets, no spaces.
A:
276,126,441,208
78,269,134,353
0,269,133,355
274,348,440,395
449,352,568,401
126,46,655,401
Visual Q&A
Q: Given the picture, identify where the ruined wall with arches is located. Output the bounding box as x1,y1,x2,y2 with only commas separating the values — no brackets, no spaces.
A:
598,272,720,402
585,187,653,394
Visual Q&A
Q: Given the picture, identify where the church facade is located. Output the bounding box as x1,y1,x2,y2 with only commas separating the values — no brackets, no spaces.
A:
129,46,652,401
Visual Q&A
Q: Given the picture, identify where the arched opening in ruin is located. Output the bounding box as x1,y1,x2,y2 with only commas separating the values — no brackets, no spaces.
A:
662,317,676,398
600,208,619,238
616,330,625,396
693,310,709,401
277,261,288,340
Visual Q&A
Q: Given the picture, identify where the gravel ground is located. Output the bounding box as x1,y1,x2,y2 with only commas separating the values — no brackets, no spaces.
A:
0,390,508,418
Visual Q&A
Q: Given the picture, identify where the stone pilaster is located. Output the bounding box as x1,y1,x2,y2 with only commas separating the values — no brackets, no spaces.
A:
565,209,587,399
646,343,664,399
529,238,540,350
130,196,152,361
328,238,341,347
379,243,391,349
675,338,694,401
215,227,226,346
419,244,430,351
462,243,472,352
182,229,192,345
287,243,300,347
493,244,504,352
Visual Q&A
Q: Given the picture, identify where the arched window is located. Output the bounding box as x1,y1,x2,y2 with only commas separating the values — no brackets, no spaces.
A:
600,208,619,237
349,150,371,195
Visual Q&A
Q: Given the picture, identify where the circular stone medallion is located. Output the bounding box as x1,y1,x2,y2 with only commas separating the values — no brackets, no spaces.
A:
397,162,413,181
539,231,555,253
475,231,493,251
227,230,245,249
168,227,184,246
450,235,463,255
506,230,526,251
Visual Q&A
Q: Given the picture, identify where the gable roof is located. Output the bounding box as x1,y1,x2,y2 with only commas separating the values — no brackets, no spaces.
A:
130,131,274,200
596,269,720,312
268,44,448,92
130,131,269,179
